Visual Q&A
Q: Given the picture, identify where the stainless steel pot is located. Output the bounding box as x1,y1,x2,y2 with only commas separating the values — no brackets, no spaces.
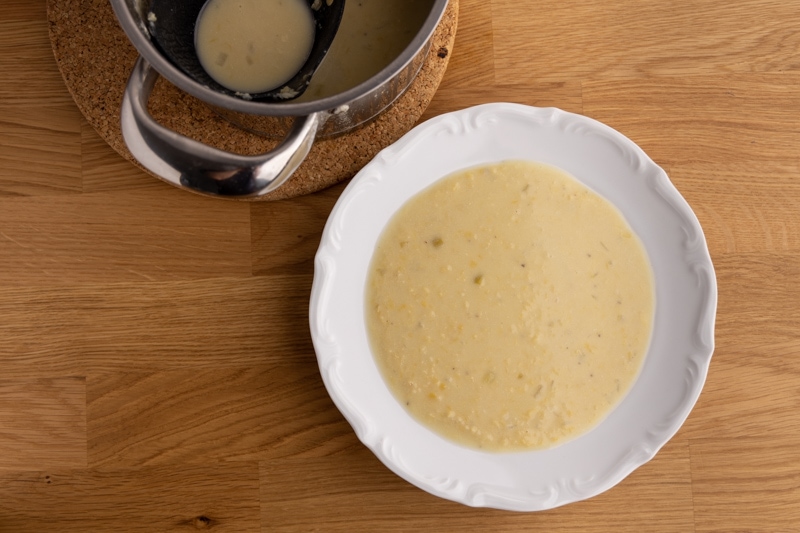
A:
111,0,449,199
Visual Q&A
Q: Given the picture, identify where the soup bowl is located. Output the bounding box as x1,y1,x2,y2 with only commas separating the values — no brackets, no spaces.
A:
309,103,717,510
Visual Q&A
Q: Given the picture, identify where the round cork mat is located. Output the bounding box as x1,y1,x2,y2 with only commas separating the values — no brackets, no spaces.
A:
47,0,458,201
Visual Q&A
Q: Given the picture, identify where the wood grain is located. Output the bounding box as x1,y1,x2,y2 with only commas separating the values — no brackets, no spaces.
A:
691,437,800,532
0,2,82,197
582,75,800,167
421,81,584,122
2,0,800,529
260,438,695,532
250,183,344,276
0,276,313,377
0,464,261,532
0,377,86,470
492,0,800,81
86,366,358,467
0,189,252,283
671,162,800,254
80,119,163,194
714,253,800,348
437,0,495,89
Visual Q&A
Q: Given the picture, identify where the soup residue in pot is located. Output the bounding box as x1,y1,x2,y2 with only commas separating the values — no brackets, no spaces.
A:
294,0,434,101
195,0,315,94
365,160,655,451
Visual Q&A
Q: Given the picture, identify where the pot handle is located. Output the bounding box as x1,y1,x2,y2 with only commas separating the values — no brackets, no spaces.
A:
120,57,322,198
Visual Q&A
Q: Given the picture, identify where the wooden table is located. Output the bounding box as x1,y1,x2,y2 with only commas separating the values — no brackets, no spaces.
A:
1,0,799,530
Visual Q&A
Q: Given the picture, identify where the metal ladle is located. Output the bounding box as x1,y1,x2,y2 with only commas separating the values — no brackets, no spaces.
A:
145,0,345,102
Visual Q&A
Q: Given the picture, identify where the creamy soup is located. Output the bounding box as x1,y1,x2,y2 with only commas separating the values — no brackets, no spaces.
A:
195,0,315,94
294,0,433,101
365,161,655,451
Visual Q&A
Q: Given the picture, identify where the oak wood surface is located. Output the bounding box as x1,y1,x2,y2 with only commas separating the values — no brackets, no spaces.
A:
1,0,799,530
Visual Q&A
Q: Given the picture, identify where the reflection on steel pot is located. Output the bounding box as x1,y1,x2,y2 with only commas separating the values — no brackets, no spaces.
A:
111,0,448,199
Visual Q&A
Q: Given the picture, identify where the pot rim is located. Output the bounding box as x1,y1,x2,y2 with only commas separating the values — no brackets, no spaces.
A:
111,0,449,117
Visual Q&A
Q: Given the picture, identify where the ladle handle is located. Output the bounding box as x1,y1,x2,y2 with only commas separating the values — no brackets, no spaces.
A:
120,57,322,198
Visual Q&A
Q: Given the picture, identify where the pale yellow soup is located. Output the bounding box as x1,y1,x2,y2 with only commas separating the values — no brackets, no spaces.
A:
365,161,655,451
294,0,433,102
195,0,315,94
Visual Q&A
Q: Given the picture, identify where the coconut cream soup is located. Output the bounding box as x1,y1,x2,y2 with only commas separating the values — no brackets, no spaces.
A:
365,160,655,451
294,0,433,101
195,0,315,94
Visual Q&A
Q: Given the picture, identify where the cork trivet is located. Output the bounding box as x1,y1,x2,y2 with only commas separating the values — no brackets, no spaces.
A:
47,0,458,201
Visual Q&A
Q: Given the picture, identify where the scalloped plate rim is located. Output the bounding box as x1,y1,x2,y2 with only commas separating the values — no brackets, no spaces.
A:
309,102,717,511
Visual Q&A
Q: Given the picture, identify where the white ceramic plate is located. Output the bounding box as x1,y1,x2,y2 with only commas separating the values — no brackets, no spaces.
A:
309,103,716,511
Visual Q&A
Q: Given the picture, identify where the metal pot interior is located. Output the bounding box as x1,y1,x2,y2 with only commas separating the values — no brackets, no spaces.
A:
146,0,344,102
112,0,447,120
